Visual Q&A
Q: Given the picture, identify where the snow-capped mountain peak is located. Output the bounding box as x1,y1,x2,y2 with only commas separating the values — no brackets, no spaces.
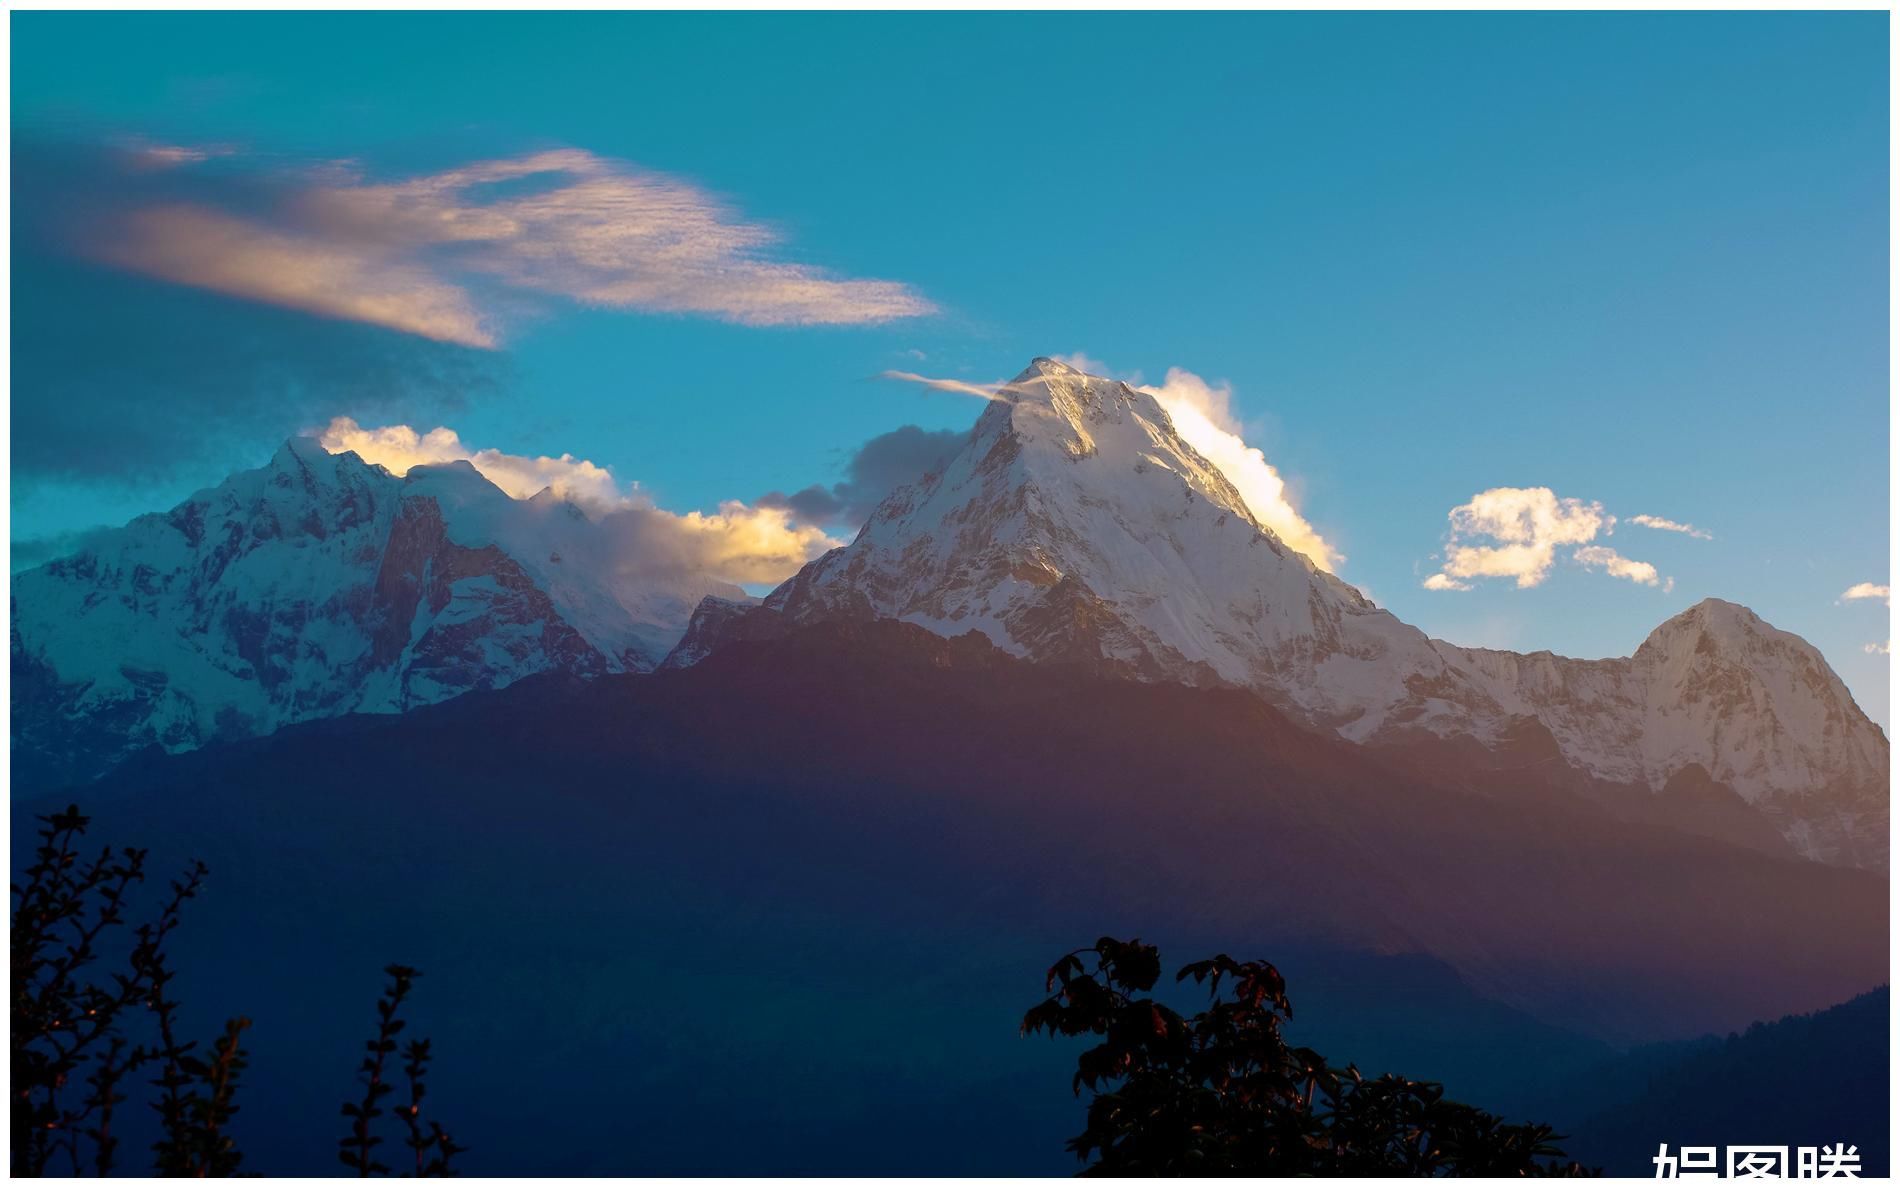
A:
695,358,1888,869
12,438,746,784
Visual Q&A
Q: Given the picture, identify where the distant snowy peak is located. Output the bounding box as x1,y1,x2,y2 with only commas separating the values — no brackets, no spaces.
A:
11,438,744,785
1436,599,1888,867
683,357,1888,870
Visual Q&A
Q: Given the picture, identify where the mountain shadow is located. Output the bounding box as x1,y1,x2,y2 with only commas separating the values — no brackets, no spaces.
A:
13,618,1888,1173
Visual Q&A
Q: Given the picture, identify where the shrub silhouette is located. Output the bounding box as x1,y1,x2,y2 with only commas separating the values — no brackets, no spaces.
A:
340,964,465,1176
10,805,459,1177
1023,936,1593,1176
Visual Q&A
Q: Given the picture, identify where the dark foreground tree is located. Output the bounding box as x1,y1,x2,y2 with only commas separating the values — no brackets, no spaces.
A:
10,805,460,1177
1023,937,1593,1176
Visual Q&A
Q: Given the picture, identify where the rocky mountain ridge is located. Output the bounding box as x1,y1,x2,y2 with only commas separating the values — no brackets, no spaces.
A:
675,358,1889,869
12,437,744,785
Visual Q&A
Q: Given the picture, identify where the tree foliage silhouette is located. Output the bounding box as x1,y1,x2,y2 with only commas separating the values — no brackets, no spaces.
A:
1023,936,1593,1176
11,805,460,1177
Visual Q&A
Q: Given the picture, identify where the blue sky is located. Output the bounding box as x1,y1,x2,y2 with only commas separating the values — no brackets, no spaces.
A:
11,12,1890,723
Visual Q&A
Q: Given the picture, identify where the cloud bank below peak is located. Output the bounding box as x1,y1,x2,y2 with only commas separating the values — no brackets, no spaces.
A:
757,424,967,530
320,417,634,515
316,418,840,586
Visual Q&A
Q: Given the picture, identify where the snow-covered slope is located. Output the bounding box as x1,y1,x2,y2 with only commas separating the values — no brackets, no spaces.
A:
684,358,1888,869
12,437,745,784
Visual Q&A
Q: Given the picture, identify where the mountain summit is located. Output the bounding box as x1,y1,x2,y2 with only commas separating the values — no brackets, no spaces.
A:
680,358,1889,869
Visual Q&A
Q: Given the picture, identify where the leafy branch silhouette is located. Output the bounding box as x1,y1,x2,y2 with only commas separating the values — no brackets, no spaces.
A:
1023,936,1594,1176
340,964,464,1176
11,805,461,1178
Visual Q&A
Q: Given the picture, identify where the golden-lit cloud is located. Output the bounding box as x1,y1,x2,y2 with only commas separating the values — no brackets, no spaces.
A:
1865,640,1890,656
83,148,933,346
641,502,841,586
315,419,839,585
99,206,494,346
320,417,627,511
1432,487,1605,589
1132,367,1341,572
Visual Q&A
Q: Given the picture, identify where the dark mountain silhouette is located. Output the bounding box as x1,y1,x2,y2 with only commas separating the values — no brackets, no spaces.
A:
1545,987,1890,1176
16,617,1887,1173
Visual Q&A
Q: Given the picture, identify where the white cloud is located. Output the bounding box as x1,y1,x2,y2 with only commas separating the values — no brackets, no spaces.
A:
320,417,630,513
1429,487,1607,589
1133,367,1340,571
1573,544,1662,586
881,357,1341,572
1839,584,1891,657
89,148,932,346
315,418,838,585
1627,513,1712,540
1422,487,1668,593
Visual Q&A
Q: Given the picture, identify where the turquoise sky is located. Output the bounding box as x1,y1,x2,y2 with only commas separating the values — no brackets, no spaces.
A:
10,12,1891,724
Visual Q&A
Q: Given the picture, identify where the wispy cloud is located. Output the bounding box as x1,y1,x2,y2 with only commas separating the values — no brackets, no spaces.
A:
316,419,839,584
1865,640,1890,655
12,137,504,485
1050,351,1118,379
876,370,1010,401
1626,513,1713,540
1422,486,1667,593
102,205,495,346
120,138,237,171
79,146,933,347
